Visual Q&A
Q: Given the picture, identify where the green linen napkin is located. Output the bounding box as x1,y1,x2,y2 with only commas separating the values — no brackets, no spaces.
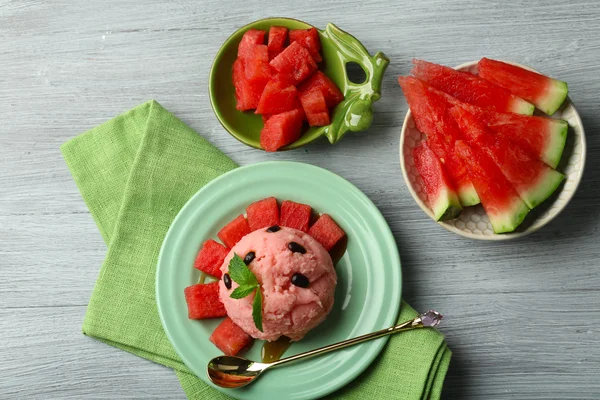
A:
61,100,451,399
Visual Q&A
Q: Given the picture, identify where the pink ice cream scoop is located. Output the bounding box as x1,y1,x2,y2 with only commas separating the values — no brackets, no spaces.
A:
219,226,337,342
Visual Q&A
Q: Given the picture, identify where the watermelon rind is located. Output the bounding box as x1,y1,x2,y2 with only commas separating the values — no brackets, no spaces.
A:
431,187,463,221
457,183,480,207
519,168,565,209
538,80,569,116
488,197,530,234
512,99,535,116
542,119,568,169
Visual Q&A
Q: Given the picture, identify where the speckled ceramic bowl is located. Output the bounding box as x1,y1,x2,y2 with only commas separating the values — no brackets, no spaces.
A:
209,17,389,151
399,60,586,240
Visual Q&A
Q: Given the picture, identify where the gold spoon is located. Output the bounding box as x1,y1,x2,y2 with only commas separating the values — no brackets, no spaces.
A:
207,310,443,389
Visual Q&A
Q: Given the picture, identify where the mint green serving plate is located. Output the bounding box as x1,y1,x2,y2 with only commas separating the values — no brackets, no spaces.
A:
156,161,402,400
209,18,389,151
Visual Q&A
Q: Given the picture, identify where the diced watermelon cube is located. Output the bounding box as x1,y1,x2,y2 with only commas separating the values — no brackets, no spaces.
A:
194,239,230,278
308,214,345,251
280,200,312,232
238,29,266,60
260,108,305,152
232,59,267,111
246,197,280,231
268,26,288,60
244,45,271,83
209,317,254,356
289,27,322,62
218,214,251,248
299,71,344,109
270,41,317,85
299,89,330,126
262,114,271,124
184,282,226,319
256,80,301,115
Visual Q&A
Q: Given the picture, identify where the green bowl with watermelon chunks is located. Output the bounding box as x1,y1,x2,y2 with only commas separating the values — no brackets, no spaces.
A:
209,18,389,150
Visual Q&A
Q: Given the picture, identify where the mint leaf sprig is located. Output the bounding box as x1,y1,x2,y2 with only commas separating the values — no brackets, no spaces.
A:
227,253,263,332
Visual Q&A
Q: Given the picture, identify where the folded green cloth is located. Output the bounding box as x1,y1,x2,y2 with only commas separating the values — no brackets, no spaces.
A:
61,100,451,400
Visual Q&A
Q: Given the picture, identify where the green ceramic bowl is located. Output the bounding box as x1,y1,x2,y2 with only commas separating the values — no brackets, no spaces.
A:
156,161,402,399
209,18,389,150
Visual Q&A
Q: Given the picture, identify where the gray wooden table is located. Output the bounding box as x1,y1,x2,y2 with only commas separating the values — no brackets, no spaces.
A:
2,0,599,398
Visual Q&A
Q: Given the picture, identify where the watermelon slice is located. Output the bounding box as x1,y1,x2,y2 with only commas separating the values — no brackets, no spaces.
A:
260,108,305,152
184,282,227,319
270,41,318,85
256,80,301,115
243,45,271,83
413,142,462,221
210,317,253,356
478,58,569,115
268,26,288,60
450,107,564,209
289,27,322,63
411,59,535,115
308,214,345,251
246,197,280,231
459,104,568,169
232,59,267,111
194,239,229,278
238,29,266,60
398,76,480,206
280,200,312,232
421,83,569,169
218,214,251,248
299,89,330,126
298,71,344,109
454,141,530,233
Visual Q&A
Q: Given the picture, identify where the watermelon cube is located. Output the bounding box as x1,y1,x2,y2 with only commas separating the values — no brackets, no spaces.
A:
256,80,301,115
194,239,230,278
289,27,322,63
238,29,266,60
246,197,280,231
299,71,344,109
232,59,267,111
184,282,226,319
299,89,330,127
308,214,345,251
243,45,271,83
268,26,288,60
280,200,312,232
210,317,254,356
260,108,305,152
270,41,317,85
218,214,251,248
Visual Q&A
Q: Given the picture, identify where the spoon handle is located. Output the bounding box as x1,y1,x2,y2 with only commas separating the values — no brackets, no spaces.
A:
270,310,442,368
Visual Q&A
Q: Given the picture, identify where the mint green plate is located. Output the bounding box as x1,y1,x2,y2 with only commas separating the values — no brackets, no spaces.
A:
156,161,402,400
209,18,389,151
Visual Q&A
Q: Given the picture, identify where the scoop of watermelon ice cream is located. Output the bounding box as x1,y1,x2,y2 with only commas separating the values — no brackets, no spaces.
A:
219,226,337,342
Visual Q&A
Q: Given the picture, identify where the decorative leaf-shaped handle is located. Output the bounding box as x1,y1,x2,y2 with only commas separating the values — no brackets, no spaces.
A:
321,23,389,144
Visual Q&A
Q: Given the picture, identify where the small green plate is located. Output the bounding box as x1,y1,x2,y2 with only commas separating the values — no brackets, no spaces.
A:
209,18,389,151
156,161,402,400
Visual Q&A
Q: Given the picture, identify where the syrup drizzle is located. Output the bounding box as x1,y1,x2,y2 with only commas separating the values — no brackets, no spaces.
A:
261,336,292,363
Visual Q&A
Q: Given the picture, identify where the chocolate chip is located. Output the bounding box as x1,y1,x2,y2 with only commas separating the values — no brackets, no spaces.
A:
291,273,309,288
266,225,281,233
223,273,232,289
288,242,306,254
244,252,256,265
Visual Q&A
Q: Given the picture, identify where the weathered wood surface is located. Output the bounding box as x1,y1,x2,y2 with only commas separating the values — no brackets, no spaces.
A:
1,0,599,398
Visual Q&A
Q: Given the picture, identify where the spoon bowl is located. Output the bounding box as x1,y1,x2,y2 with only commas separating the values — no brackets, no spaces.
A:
207,356,269,389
